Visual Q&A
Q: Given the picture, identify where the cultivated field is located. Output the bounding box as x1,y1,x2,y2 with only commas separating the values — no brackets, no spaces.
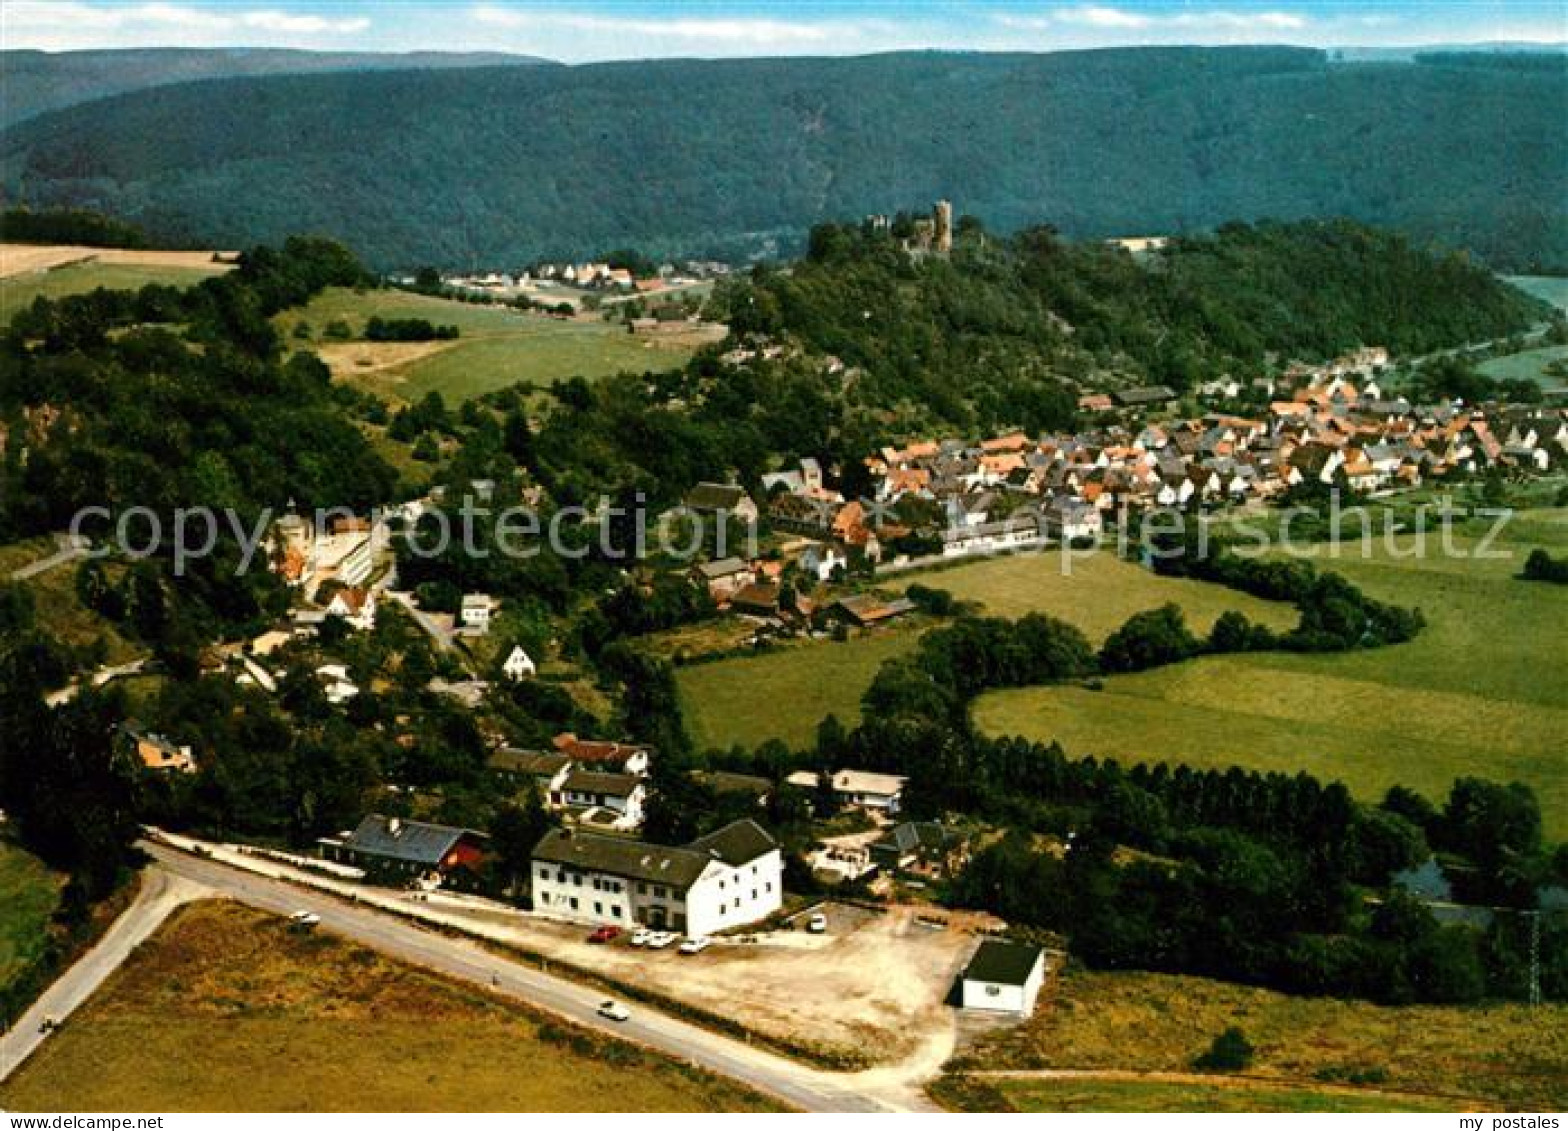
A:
975,520,1568,833
677,551,1298,752
0,842,62,998
0,900,784,1112
278,287,698,404
0,244,232,324
942,967,1568,1111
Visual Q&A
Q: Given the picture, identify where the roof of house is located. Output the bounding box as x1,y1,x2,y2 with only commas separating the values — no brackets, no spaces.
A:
873,821,951,856
342,815,482,867
562,768,642,797
488,749,571,778
694,556,751,579
533,828,712,888
552,732,650,765
688,818,778,867
686,482,751,511
964,939,1044,986
729,581,781,611
1114,385,1178,406
832,769,907,797
695,770,774,799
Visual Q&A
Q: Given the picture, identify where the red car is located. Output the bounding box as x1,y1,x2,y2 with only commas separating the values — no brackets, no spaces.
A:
588,925,621,944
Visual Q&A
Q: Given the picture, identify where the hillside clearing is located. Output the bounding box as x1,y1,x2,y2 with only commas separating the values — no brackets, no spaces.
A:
277,287,699,404
0,900,784,1113
0,254,230,325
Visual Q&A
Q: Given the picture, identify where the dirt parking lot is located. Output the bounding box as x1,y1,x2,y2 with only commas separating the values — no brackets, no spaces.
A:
446,896,992,1066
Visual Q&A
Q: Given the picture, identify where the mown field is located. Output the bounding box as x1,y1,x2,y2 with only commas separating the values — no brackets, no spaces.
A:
676,551,1299,752
1504,275,1568,314
0,900,785,1113
975,515,1568,834
1479,343,1568,391
0,259,229,326
941,967,1568,1111
277,287,698,404
0,842,63,999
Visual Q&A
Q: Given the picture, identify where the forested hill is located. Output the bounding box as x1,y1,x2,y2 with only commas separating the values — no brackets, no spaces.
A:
0,48,557,129
2,47,1564,270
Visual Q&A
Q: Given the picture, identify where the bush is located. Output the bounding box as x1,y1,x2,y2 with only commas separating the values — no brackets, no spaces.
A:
1193,1026,1255,1072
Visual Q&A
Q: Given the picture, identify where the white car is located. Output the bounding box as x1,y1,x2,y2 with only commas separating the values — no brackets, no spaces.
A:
644,930,678,950
597,1000,631,1022
289,910,322,927
807,912,828,933
677,936,711,955
629,927,652,947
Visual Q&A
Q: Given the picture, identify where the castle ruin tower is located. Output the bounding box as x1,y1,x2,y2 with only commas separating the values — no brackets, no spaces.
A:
933,199,953,254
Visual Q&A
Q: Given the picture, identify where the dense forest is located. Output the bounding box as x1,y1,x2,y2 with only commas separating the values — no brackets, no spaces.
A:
2,48,1563,269
0,47,554,129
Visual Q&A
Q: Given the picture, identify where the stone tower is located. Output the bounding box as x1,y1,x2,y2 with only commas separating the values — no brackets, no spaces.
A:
933,199,953,254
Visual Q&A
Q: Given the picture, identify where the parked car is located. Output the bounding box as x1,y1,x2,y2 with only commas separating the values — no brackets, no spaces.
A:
596,1000,630,1022
588,925,621,944
644,930,678,950
678,936,712,955
629,927,651,946
807,912,828,933
289,910,322,928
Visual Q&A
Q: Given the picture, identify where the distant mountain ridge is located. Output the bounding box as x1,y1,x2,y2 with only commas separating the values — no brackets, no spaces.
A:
0,47,557,128
2,46,1563,270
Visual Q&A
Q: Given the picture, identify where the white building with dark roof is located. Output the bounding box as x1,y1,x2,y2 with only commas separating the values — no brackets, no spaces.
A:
530,819,782,936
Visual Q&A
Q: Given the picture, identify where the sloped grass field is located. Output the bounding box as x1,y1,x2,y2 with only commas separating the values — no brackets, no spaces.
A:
677,552,1298,752
277,287,695,404
975,520,1568,834
0,842,63,999
941,968,1568,1111
0,901,785,1113
0,260,229,325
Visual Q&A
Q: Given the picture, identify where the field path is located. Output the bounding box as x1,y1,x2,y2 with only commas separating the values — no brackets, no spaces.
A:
0,867,209,1083
960,1067,1485,1107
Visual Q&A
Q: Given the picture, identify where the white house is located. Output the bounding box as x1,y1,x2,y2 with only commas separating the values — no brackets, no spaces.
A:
325,587,376,631
799,543,846,582
502,645,536,681
559,769,647,831
316,664,359,705
959,939,1047,1014
530,819,783,936
460,594,493,634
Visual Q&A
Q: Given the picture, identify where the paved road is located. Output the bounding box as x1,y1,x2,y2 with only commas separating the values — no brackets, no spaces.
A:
8,535,89,581
0,867,206,1084
140,846,922,1112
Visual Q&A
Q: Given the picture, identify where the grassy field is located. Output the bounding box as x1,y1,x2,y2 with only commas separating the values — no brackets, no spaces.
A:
677,551,1298,752
1480,343,1568,390
975,519,1568,833
1505,275,1568,314
0,900,785,1113
0,537,141,666
0,842,63,999
943,967,1568,1110
946,1076,1465,1113
278,287,698,404
0,260,228,325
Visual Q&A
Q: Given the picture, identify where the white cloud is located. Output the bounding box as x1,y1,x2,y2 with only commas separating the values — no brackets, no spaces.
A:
240,10,372,35
0,1,372,47
471,4,832,45
1052,6,1152,30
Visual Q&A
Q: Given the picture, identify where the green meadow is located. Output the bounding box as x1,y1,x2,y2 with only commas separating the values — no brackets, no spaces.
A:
975,516,1568,833
278,287,697,404
0,261,228,326
0,841,63,998
676,551,1298,752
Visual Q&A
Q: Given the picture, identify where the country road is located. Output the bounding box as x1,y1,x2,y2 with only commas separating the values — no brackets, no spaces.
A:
0,867,206,1084
89,847,935,1112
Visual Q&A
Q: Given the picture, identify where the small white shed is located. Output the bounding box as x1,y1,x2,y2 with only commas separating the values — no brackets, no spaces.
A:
959,939,1047,1015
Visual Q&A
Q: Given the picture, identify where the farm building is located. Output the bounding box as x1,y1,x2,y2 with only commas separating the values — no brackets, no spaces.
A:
320,815,487,881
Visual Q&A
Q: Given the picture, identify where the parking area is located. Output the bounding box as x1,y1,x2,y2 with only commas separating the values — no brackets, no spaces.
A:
478,899,990,1065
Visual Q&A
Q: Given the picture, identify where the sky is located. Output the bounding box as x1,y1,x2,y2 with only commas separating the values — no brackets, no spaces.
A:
3,1,1565,60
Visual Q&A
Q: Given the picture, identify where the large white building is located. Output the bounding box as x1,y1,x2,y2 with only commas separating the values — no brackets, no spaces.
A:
530,819,783,936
